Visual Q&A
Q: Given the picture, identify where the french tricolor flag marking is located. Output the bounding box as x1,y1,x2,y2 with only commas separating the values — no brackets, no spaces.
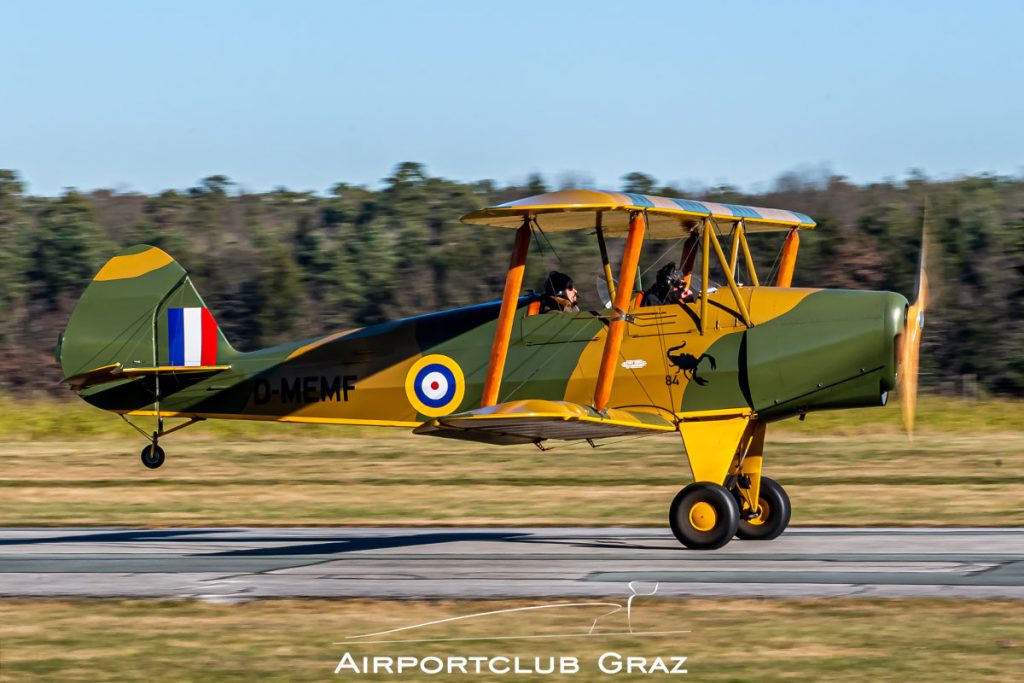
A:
168,307,218,366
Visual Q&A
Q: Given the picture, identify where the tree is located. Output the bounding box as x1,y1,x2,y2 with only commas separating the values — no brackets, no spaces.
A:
28,190,108,310
525,173,547,195
250,236,303,345
622,172,657,194
0,171,27,342
0,166,1022,396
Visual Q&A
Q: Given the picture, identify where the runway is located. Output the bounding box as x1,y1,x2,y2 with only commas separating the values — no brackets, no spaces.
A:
0,527,1021,600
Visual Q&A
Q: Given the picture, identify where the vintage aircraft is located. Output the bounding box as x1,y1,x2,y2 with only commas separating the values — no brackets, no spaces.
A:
58,189,927,549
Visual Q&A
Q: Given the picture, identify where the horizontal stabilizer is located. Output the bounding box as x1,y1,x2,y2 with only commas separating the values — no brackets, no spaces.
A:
413,399,675,445
62,363,231,391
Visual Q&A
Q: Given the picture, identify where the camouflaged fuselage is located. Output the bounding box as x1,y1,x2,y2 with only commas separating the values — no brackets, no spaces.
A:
76,285,907,427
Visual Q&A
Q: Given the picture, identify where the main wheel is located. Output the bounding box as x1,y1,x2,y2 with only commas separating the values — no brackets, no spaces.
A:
141,444,165,469
735,477,791,540
668,482,740,550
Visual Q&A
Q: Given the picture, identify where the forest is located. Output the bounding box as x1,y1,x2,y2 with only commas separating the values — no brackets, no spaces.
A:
0,163,1021,396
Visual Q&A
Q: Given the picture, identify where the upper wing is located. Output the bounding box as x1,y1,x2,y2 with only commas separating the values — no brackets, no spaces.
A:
461,189,816,237
413,399,676,446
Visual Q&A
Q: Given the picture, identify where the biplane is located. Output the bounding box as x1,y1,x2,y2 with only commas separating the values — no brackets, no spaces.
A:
58,189,927,549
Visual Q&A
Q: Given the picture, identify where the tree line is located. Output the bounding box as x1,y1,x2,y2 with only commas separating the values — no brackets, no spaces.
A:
0,163,1021,396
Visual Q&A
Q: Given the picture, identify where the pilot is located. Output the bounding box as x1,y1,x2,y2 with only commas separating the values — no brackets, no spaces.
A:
539,271,579,313
642,264,692,306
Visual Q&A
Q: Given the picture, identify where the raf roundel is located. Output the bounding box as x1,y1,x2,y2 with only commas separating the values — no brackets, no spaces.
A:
405,354,466,417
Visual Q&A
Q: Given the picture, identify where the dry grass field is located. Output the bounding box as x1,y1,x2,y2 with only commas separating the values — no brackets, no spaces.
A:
1,397,1021,681
0,396,1021,527
1,598,1021,681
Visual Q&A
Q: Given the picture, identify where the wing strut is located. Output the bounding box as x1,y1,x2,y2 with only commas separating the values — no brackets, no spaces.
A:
593,210,646,411
481,217,532,407
738,220,760,286
775,227,800,286
706,221,753,327
595,211,616,303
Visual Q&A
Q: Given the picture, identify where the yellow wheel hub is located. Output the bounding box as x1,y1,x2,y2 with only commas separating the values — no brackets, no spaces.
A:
688,501,717,531
747,498,770,526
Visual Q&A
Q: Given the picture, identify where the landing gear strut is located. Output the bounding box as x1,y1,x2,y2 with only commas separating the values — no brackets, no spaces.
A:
733,476,791,540
672,416,795,549
121,415,204,470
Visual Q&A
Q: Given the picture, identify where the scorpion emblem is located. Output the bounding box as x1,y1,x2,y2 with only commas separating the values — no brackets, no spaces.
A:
665,342,717,386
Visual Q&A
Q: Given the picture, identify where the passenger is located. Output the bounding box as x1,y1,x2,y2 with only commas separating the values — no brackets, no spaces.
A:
642,264,691,306
539,271,579,313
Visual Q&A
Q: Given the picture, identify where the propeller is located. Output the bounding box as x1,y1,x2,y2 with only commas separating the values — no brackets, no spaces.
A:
596,273,615,309
897,223,930,438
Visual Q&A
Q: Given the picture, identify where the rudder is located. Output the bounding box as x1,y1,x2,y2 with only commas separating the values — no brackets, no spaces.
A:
58,245,237,381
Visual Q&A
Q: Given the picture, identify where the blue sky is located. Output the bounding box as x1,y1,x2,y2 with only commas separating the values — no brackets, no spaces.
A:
2,0,1022,195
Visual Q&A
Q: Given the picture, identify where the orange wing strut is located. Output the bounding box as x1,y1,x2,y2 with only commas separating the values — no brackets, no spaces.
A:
481,218,531,407
593,211,647,412
775,228,800,287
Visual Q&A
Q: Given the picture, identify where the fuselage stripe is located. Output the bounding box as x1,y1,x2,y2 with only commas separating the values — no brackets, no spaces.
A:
201,308,218,365
168,308,185,366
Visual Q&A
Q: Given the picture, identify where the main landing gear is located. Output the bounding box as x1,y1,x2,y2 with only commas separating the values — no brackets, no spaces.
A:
120,415,204,470
670,417,792,550
669,482,739,550
734,476,791,541
668,477,791,549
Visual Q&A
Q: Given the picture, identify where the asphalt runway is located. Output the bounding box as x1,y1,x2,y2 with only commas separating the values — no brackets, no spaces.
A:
0,527,1021,600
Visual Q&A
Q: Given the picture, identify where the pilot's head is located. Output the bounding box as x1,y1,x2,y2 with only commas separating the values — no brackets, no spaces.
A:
544,271,577,302
656,264,684,290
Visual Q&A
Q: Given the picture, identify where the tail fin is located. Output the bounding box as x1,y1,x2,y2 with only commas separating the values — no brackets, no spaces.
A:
58,245,237,383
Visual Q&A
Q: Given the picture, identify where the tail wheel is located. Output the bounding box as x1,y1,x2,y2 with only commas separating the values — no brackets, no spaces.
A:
735,477,791,540
141,444,165,469
669,482,739,550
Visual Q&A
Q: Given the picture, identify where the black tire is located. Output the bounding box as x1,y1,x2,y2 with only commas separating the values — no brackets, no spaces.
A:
735,477,791,540
668,482,740,550
141,444,165,469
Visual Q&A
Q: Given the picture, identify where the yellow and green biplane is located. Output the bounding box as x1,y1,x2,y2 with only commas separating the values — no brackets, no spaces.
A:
58,189,928,549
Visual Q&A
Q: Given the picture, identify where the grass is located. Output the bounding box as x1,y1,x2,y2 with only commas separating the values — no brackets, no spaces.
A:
2,399,1020,680
0,394,1020,440
0,598,1021,681
0,396,1021,527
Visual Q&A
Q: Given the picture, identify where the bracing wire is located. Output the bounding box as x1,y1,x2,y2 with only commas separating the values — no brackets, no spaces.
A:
764,238,785,285
531,217,564,266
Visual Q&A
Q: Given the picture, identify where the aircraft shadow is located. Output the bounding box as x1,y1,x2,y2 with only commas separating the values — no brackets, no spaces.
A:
0,528,225,546
0,529,669,554
204,531,536,557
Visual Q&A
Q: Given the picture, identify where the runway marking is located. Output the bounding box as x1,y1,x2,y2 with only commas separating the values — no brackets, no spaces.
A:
587,570,1022,586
